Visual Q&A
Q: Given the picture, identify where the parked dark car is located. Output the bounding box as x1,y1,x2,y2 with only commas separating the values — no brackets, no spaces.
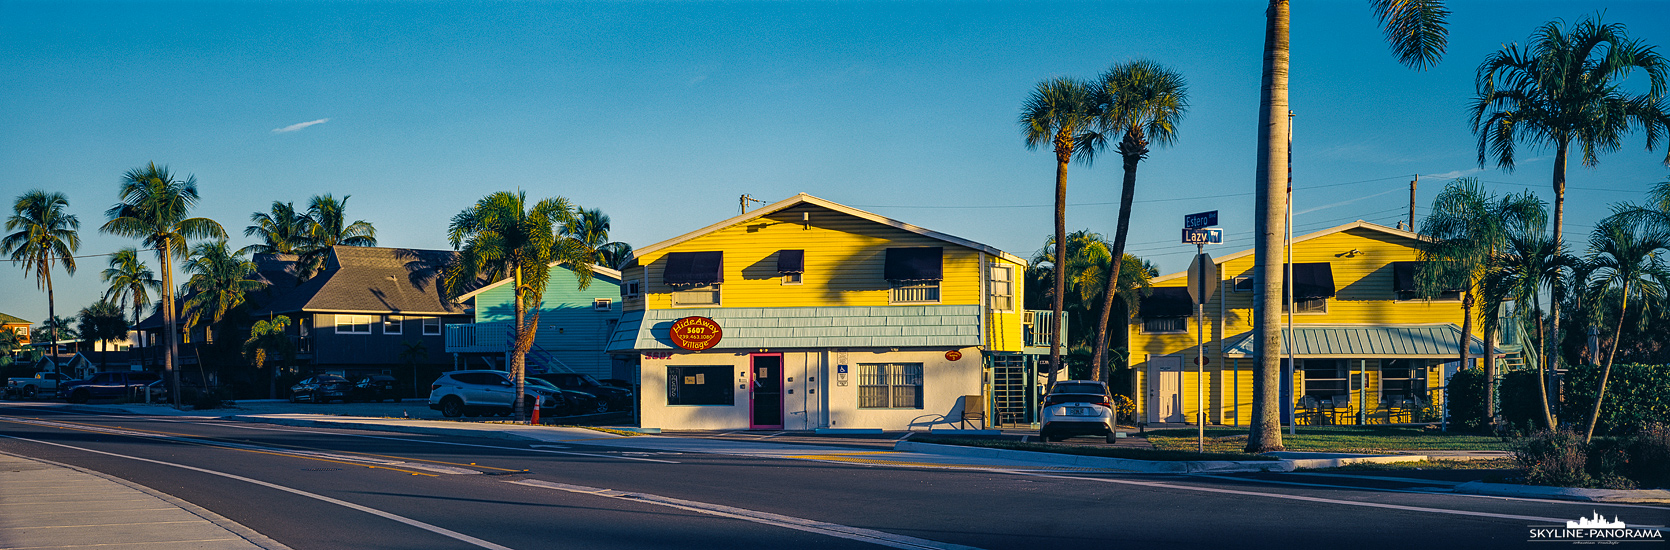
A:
59,371,161,403
530,373,632,411
290,375,352,403
597,378,634,390
350,375,401,402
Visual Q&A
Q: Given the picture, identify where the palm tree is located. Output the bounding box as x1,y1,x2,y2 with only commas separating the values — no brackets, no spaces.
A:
1477,197,1572,428
0,330,19,366
101,162,227,409
298,194,376,279
240,201,312,256
4,190,79,376
1247,0,1449,454
561,207,634,270
444,191,591,422
1086,60,1189,382
1580,212,1669,442
1020,77,1101,390
181,240,266,345
398,339,429,398
243,316,293,399
1418,179,1540,426
1471,16,1670,401
101,247,159,368
76,301,129,371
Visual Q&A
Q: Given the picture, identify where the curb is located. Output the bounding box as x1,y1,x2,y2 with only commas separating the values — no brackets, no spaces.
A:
1454,481,1670,504
893,441,1296,473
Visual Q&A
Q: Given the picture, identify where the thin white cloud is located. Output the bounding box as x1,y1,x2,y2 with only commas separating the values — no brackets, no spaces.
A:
1295,187,1401,216
1423,167,1486,180
272,118,330,133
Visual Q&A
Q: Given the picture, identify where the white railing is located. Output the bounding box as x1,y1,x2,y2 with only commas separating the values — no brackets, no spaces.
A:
445,322,514,353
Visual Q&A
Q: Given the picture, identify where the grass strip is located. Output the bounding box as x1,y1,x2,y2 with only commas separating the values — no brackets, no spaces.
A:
912,437,1278,462
1144,426,1510,453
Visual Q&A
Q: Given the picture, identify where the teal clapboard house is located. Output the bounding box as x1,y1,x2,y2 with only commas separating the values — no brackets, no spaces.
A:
445,263,623,379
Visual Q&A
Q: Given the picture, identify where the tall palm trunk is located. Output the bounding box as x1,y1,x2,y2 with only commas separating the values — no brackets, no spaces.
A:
1047,136,1070,390
1584,280,1629,442
45,267,58,378
1090,135,1145,383
1247,0,1289,454
160,242,180,409
1547,140,1568,425
1532,294,1555,427
1458,290,1478,423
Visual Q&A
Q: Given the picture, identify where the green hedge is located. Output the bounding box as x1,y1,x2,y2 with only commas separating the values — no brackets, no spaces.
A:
1447,365,1489,431
1563,363,1670,435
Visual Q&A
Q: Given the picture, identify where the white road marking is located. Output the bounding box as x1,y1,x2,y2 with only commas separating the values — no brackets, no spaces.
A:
0,418,480,475
1193,473,1670,512
1016,470,1655,524
529,444,570,449
183,420,680,463
509,479,984,550
0,434,515,550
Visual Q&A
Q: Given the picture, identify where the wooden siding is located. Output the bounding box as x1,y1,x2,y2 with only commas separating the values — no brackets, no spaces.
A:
1129,227,1461,423
470,269,621,377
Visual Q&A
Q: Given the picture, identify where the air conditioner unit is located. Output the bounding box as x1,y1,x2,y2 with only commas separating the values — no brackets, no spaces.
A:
1022,311,1035,325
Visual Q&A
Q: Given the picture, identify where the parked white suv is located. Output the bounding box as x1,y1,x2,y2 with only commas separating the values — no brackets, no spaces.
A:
428,370,563,418
1039,380,1116,443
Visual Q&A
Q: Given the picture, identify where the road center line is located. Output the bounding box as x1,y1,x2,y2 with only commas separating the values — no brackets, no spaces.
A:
0,434,516,550
509,479,983,550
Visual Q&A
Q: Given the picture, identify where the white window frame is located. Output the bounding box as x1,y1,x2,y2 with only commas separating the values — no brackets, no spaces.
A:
782,272,803,285
888,281,940,304
422,316,442,335
671,284,721,307
623,281,642,299
1283,297,1328,314
857,363,923,409
593,298,613,312
383,315,402,335
988,264,1014,312
1233,276,1254,292
334,314,374,334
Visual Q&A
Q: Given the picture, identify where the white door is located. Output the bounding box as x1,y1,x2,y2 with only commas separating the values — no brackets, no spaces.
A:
1148,356,1184,423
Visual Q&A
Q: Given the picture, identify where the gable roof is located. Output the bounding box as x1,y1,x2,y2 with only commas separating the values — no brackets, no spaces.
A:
454,262,624,302
250,246,466,316
0,312,29,325
630,193,1028,266
1151,220,1422,284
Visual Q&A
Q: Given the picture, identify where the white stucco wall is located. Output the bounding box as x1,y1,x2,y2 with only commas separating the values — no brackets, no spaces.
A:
639,347,982,431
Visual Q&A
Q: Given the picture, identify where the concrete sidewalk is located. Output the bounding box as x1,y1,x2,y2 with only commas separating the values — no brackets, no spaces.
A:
0,451,290,550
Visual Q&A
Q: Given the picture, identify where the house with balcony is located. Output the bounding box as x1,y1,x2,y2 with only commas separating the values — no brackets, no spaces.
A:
607,193,1059,431
1128,221,1502,427
444,262,623,379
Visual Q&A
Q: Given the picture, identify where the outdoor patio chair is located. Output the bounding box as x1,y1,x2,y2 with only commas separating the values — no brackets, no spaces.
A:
1330,395,1352,425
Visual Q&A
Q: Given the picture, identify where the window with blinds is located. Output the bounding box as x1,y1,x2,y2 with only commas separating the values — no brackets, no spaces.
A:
858,363,923,409
989,264,1014,312
889,281,939,304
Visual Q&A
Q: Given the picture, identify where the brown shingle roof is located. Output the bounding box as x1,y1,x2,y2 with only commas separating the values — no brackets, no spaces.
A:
251,246,465,316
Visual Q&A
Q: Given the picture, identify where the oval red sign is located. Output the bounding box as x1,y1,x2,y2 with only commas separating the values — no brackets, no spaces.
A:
669,316,723,351
945,350,963,361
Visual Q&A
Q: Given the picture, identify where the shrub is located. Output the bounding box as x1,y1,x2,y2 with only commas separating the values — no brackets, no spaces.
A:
1498,369,1550,434
1512,427,1593,488
1563,363,1670,435
1447,365,1489,431
1619,423,1670,489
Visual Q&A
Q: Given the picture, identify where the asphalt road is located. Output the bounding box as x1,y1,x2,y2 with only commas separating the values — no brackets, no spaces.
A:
2,405,1665,549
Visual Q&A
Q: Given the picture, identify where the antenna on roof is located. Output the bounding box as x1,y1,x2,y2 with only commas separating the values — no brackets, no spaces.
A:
740,194,766,215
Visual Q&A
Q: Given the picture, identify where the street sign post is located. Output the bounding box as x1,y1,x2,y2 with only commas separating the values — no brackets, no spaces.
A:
1181,212,1224,453
1181,228,1222,244
1184,210,1218,229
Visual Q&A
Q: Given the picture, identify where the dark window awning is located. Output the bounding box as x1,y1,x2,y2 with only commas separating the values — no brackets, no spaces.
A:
1139,287,1194,317
777,250,804,274
884,247,942,281
1286,263,1336,299
663,251,724,286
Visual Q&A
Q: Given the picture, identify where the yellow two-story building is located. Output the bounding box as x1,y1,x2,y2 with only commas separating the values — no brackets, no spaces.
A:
1129,221,1493,427
608,194,1057,431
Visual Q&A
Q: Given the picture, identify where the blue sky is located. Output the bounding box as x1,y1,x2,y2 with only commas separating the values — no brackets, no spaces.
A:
3,1,1668,325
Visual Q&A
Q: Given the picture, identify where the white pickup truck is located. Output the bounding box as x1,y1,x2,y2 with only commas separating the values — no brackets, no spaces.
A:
5,372,72,399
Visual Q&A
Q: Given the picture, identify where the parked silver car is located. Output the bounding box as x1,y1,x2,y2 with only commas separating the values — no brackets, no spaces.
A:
1039,380,1116,443
427,370,563,418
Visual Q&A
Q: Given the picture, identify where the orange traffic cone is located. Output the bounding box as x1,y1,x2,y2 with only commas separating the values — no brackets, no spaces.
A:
529,395,541,425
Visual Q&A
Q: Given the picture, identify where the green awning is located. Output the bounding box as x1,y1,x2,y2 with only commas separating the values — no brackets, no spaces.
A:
1221,324,1487,358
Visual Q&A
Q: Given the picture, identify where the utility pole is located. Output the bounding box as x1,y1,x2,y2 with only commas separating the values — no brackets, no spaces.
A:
739,194,765,215
1408,176,1418,231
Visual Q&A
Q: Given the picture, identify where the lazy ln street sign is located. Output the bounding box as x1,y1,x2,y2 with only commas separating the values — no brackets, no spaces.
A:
1181,228,1222,244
